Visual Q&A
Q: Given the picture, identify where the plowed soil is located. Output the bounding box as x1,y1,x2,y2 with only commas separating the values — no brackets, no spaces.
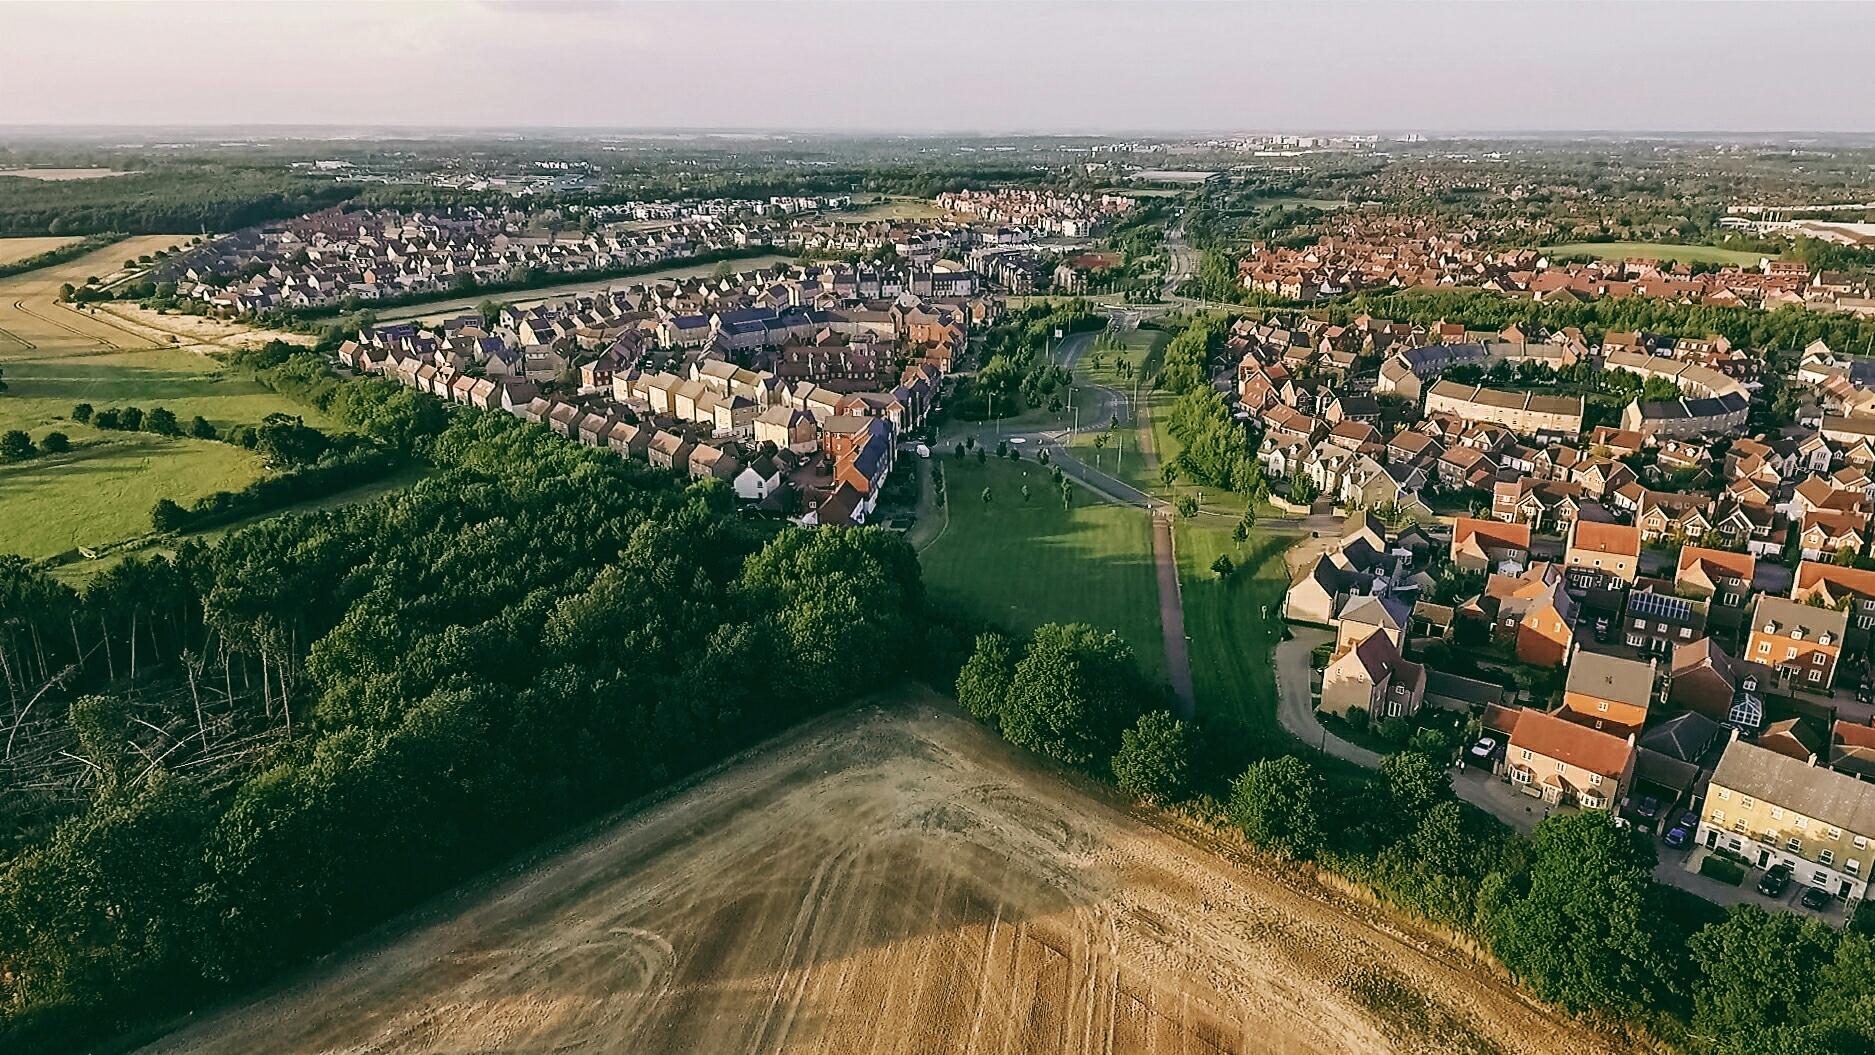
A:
142,694,1625,1055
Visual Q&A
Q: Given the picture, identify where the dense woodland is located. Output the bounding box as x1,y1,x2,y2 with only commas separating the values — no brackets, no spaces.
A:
0,407,926,1052
0,165,352,237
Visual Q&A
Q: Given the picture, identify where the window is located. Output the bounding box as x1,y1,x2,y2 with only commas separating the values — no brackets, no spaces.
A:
1857,835,1869,850
1718,788,1731,801
1829,827,1843,840
1520,748,1533,762
1772,807,1784,821
1821,849,1835,866
1811,669,1825,683
1796,816,1808,830
1815,870,1830,886
1633,618,1646,629
1850,859,1862,876
1590,773,1603,786
1713,810,1727,824
1598,701,1610,712
1815,652,1828,665
1555,760,1566,773
1759,642,1772,655
1786,647,1799,660
1789,836,1804,853
1627,633,1644,647
1742,796,1755,808
1680,627,1693,639
1734,819,1749,833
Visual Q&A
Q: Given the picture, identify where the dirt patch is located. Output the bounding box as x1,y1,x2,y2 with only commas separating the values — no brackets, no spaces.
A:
139,694,1625,1055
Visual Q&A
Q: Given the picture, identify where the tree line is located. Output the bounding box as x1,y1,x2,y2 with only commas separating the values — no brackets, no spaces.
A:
0,405,928,1052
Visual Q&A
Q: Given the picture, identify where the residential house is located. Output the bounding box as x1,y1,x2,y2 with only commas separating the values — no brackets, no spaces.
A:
1747,594,1848,692
1451,516,1531,573
1319,629,1427,721
1505,709,1638,810
1676,546,1757,631
1623,584,1709,659
1560,651,1657,736
1565,520,1642,588
1668,638,1768,731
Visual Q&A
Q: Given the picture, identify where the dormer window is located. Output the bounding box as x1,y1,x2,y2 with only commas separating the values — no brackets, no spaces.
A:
1792,629,1805,641
1821,633,1834,645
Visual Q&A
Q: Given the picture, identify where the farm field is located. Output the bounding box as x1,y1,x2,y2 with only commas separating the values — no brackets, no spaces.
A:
0,235,80,266
920,455,1168,679
373,252,796,323
0,237,331,558
0,167,128,181
138,698,1623,1055
1539,241,1768,267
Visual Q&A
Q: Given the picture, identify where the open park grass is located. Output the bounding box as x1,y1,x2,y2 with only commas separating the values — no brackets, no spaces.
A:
920,454,1168,679
0,237,344,559
0,236,81,267
1539,241,1768,267
1173,519,1298,747
836,195,950,221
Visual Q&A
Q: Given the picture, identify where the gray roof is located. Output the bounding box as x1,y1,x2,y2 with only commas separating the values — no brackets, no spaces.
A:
1564,651,1656,709
1712,738,1875,837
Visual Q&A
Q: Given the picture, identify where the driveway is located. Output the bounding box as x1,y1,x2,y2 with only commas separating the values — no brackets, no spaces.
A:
1273,627,1377,765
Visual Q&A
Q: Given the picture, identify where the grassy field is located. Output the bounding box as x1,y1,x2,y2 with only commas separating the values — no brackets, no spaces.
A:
1173,520,1298,749
920,455,1167,679
49,461,431,585
0,237,338,559
0,236,80,266
1539,241,1767,267
836,195,949,221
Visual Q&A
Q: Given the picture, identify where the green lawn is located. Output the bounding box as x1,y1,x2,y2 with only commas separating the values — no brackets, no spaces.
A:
921,455,1167,679
0,238,349,560
1538,241,1767,267
1173,520,1297,748
47,461,432,584
0,434,264,558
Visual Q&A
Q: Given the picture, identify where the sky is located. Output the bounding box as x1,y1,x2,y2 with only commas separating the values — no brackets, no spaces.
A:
4,0,1875,135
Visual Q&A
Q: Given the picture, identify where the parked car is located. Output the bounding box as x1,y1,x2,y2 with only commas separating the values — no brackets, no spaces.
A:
1469,736,1498,762
1801,886,1835,911
1758,862,1793,898
1664,822,1692,848
1635,795,1661,822
1593,615,1612,642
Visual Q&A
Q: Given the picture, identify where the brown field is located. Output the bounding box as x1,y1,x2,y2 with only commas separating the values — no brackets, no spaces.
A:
141,695,1624,1055
0,236,81,267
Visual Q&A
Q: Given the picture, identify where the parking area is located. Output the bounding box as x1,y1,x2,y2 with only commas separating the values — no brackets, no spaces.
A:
1667,844,1850,924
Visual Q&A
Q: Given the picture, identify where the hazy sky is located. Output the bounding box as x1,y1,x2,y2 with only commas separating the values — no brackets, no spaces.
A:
5,1,1874,134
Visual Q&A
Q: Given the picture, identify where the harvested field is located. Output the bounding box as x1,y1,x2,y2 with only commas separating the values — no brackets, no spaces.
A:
0,167,128,181
142,696,1625,1055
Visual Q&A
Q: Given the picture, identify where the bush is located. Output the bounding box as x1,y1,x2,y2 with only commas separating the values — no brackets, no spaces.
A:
70,403,92,423
1699,855,1746,886
1111,711,1194,804
39,431,69,454
0,430,36,461
1228,755,1323,860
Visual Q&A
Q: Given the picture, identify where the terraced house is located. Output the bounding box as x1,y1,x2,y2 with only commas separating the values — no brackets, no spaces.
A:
1699,737,1875,901
1423,380,1584,438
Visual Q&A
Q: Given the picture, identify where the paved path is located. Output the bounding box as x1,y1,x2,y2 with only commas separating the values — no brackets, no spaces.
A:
1151,515,1195,718
1272,627,1378,765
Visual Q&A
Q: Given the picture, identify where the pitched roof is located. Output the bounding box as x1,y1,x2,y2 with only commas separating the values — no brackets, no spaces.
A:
1711,737,1875,836
1565,652,1656,709
1569,519,1641,558
1509,709,1636,780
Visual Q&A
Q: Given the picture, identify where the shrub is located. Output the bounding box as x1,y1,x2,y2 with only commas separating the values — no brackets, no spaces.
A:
0,430,36,461
1699,855,1746,886
1111,711,1194,804
39,431,69,454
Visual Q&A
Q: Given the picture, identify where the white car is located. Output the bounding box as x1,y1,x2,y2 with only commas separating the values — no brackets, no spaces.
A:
1469,736,1498,760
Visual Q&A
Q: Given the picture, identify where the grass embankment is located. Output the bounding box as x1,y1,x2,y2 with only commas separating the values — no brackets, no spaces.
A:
920,455,1168,680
